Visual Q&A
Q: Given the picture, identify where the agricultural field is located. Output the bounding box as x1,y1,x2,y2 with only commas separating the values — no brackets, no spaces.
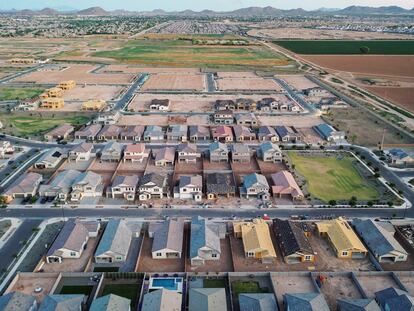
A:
0,87,44,101
0,114,90,137
93,38,291,70
364,86,414,114
274,40,414,55
288,152,380,202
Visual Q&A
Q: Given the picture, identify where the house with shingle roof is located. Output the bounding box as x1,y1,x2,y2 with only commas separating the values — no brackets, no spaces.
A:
213,109,234,125
271,171,303,201
101,142,122,162
233,218,276,262
95,219,132,263
234,113,258,126
258,126,279,142
214,99,235,111
375,287,414,311
236,98,256,111
167,125,188,142
337,298,380,311
206,173,236,199
209,141,228,163
70,171,103,202
144,126,165,142
108,175,139,201
189,125,210,142
283,293,330,311
239,293,278,311
39,170,82,201
74,124,102,141
177,143,201,163
3,172,42,203
123,143,149,163
313,123,345,142
154,147,176,166
137,173,168,200
174,175,203,201
97,125,122,141
68,143,95,162
141,289,182,311
257,142,282,163
386,148,414,166
275,126,301,142
273,218,314,264
149,99,171,111
94,111,120,125
34,147,65,169
149,218,184,259
239,173,270,200
353,219,408,263
190,216,223,266
233,125,256,142
211,126,233,143
230,143,250,163
38,294,85,311
44,123,74,142
90,294,131,311
0,292,37,311
189,288,227,311
120,125,145,141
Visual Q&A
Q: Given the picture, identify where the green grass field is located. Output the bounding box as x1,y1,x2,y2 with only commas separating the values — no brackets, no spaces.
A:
101,284,140,308
273,40,414,55
93,39,290,70
288,152,380,202
0,87,44,101
60,285,93,297
0,115,89,136
232,281,269,295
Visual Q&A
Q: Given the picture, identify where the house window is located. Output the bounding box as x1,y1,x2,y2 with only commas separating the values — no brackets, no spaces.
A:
304,255,312,261
183,188,187,192
70,252,76,257
247,252,255,257
211,253,217,258
342,251,348,257
116,256,122,260
156,252,162,257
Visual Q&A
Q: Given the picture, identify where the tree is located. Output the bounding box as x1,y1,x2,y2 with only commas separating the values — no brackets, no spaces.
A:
349,196,357,206
328,200,337,206
360,46,370,54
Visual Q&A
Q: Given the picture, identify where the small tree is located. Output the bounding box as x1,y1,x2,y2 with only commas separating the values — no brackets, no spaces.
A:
360,46,370,54
328,200,337,206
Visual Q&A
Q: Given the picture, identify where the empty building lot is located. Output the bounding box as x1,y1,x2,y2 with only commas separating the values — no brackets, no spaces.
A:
278,75,319,91
395,272,414,296
216,71,260,79
216,77,283,92
102,66,201,74
357,273,402,298
141,73,206,91
63,85,125,101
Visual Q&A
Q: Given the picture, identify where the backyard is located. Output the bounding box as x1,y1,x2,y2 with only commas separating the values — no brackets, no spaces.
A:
231,281,270,295
101,282,141,308
288,152,380,202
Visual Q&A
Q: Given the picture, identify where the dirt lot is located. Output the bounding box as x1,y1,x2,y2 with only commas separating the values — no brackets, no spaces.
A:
203,159,231,171
102,65,201,74
14,64,135,84
216,72,259,79
63,85,124,101
117,160,148,174
307,231,375,272
141,73,206,91
279,75,319,91
364,86,414,114
174,160,203,175
271,274,317,304
230,158,260,174
256,160,286,175
296,127,323,145
302,55,414,78
357,274,401,298
118,114,169,126
137,234,186,272
319,274,362,310
395,273,414,296
57,159,93,172
258,114,323,127
217,77,282,91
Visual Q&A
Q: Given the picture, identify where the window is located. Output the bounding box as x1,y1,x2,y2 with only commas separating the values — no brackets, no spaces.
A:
304,255,312,261
247,252,255,257
156,252,162,257
342,251,348,257
70,252,76,257
211,253,217,258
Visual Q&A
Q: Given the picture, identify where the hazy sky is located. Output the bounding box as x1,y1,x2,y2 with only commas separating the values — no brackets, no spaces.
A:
2,0,413,11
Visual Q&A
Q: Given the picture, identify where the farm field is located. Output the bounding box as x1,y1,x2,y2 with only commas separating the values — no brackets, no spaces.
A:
0,114,89,136
274,40,414,55
92,39,291,70
364,86,414,114
0,87,44,101
288,152,380,202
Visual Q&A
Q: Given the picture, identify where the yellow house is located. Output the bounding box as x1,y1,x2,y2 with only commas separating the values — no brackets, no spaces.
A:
39,92,49,99
81,99,107,111
9,58,36,64
59,80,76,90
233,219,277,262
47,87,64,98
41,98,64,109
316,218,367,259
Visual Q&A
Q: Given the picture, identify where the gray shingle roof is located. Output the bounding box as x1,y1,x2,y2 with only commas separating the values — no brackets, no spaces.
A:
152,219,184,253
190,216,221,260
284,293,330,311
0,292,36,311
189,288,227,311
206,173,235,195
89,294,130,311
95,219,131,258
337,298,381,311
243,173,268,189
273,219,313,257
239,293,278,311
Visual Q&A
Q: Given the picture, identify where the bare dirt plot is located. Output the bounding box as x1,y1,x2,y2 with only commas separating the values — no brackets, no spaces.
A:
296,127,323,145
117,160,148,173
217,77,283,91
302,55,414,78
320,274,362,310
174,160,203,175
307,232,375,272
63,85,124,101
278,75,319,91
257,160,287,175
203,159,231,171
137,234,185,273
14,64,134,84
102,65,200,74
216,72,259,79
231,158,260,174
364,86,414,114
395,273,414,296
357,274,401,298
118,114,169,126
57,159,93,172
258,114,323,127
271,274,317,304
141,74,206,91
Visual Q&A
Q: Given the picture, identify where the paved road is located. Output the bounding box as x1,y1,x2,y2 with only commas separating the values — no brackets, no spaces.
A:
0,64,44,84
274,77,315,113
116,74,149,111
0,219,41,272
206,73,217,92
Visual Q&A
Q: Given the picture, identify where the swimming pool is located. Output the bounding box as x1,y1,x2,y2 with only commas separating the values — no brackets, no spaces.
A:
149,277,183,292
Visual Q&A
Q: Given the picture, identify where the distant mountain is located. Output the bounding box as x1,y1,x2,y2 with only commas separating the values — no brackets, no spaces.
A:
316,7,340,12
38,8,59,15
77,6,108,16
337,5,409,15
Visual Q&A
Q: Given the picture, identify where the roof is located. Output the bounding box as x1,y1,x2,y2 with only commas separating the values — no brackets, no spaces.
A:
75,124,102,137
206,173,235,195
168,124,187,135
141,289,182,311
317,218,367,253
151,99,170,106
37,147,64,164
275,126,295,137
155,147,175,163
313,123,335,139
375,287,410,308
177,143,198,154
89,294,130,311
152,219,184,253
95,219,131,258
39,170,82,194
39,295,84,311
259,141,280,153
239,293,278,311
5,172,42,196
112,175,139,188
46,220,89,257
258,126,277,137
73,171,102,188
271,171,303,198
273,219,313,257
144,125,164,136
0,292,36,311
212,126,232,137
138,173,166,188
337,298,381,311
99,125,122,137
179,175,202,188
353,219,407,257
102,141,122,154
284,293,330,311
233,125,255,138
70,142,93,153
190,216,221,260
209,141,227,153
231,143,250,154
234,219,276,257
46,123,74,137
124,143,145,154
189,125,210,137
189,288,227,311
243,173,269,189
385,293,414,311
388,148,412,160
120,125,145,137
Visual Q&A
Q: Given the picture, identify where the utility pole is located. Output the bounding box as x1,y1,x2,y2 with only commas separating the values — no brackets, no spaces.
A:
380,128,386,150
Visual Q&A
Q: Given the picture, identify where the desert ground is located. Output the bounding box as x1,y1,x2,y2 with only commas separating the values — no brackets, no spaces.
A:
364,86,414,114
141,73,206,91
278,75,319,91
101,65,201,74
216,77,283,91
63,85,125,101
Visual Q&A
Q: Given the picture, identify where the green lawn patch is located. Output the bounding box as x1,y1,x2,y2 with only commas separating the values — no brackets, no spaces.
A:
204,278,226,288
60,285,93,297
288,152,380,202
93,267,119,272
0,87,44,101
101,284,140,308
232,281,269,295
273,40,414,55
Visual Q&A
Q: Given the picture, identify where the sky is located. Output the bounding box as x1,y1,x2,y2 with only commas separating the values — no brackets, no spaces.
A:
1,0,413,11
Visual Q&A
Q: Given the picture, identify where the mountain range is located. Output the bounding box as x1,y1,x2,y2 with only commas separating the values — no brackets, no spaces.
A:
1,5,413,16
